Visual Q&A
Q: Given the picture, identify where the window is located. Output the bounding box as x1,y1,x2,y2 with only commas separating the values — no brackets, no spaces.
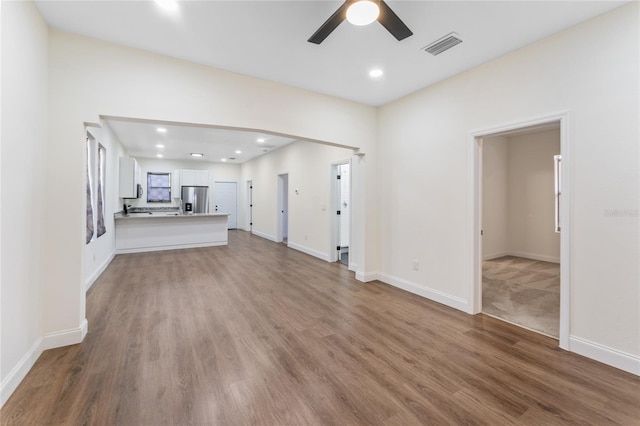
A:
86,136,95,244
147,172,171,203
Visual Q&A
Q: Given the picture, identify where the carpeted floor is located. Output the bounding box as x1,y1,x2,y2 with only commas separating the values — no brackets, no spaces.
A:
482,256,560,338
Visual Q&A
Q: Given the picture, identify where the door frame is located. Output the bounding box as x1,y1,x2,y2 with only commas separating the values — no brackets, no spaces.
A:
246,180,253,232
330,160,352,264
468,111,572,349
276,173,289,243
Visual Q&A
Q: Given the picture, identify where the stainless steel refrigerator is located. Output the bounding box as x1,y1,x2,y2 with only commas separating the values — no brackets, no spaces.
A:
181,186,209,214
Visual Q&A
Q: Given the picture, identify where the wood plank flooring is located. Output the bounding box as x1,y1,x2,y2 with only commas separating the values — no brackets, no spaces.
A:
2,230,639,425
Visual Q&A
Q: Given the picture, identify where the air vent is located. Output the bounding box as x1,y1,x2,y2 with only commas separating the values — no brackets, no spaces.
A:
228,157,236,161
422,32,462,56
258,144,276,149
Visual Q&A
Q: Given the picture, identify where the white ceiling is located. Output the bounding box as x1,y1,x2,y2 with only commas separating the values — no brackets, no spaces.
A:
104,118,298,163
36,0,627,106
36,0,627,162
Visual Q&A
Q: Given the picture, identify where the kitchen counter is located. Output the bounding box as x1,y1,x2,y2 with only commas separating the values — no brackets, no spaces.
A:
115,212,229,219
114,212,230,253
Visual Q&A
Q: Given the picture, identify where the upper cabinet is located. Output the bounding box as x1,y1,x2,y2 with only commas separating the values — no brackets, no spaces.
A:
119,157,141,198
180,169,209,187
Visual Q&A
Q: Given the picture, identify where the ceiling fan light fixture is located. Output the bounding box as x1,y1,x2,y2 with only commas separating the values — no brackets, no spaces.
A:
346,1,380,26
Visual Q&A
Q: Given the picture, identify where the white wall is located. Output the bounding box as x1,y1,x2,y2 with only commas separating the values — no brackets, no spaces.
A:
44,28,377,359
84,123,127,291
240,141,353,260
133,157,240,213
482,137,509,259
378,2,639,368
507,130,560,262
0,0,48,406
483,130,560,262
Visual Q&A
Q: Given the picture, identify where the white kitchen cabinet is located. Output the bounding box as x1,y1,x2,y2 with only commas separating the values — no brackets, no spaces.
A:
119,157,141,198
171,169,180,199
180,169,209,187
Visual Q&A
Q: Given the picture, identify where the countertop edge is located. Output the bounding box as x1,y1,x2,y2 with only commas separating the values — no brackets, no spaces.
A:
115,213,230,220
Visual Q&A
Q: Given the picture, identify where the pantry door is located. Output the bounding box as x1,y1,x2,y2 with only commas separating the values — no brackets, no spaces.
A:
214,181,237,229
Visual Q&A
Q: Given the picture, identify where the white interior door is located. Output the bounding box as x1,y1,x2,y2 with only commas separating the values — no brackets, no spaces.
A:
277,174,288,242
214,181,237,229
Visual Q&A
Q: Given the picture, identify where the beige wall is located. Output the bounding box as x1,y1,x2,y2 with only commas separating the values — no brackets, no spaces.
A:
44,28,377,348
0,0,49,405
483,129,561,262
240,141,353,260
482,136,509,259
507,130,560,262
379,3,639,362
84,122,127,290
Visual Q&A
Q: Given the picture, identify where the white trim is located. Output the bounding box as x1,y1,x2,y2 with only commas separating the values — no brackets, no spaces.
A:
43,319,88,350
468,111,572,345
355,271,378,282
484,251,560,264
252,229,277,242
287,242,330,262
1,338,43,408
569,336,640,376
85,250,115,291
482,251,511,261
115,241,226,254
378,273,469,312
506,251,560,264
330,159,352,264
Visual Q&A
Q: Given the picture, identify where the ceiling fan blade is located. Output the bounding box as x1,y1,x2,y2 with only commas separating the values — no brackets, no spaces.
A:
308,2,350,44
377,0,413,41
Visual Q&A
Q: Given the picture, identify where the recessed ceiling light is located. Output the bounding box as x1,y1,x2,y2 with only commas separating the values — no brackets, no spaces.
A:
154,0,178,12
235,150,242,154
369,69,384,78
156,127,167,133
156,154,163,158
257,138,265,143
156,144,164,148
190,153,204,157
221,158,227,162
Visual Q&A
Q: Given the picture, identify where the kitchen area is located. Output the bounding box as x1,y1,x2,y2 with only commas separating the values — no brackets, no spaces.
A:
114,157,232,253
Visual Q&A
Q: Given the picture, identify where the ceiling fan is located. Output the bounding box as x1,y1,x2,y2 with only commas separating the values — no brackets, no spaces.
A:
308,0,413,45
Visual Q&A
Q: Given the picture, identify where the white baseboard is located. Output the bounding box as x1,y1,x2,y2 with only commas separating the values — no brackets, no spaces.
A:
85,251,115,291
251,230,277,242
483,251,510,261
356,271,378,282
1,338,43,408
287,242,330,262
115,241,227,254
569,336,640,376
377,273,469,313
483,251,559,264
43,319,88,350
508,251,560,264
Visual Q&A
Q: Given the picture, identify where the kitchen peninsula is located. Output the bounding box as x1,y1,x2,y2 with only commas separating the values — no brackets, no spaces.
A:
114,211,229,253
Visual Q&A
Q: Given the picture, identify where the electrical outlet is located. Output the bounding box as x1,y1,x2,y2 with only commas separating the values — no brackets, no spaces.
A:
412,260,419,271
305,235,308,241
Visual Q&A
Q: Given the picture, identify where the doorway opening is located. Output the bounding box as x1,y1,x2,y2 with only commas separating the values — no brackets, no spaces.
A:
470,112,571,348
277,173,288,244
482,126,560,337
332,162,351,266
247,180,253,232
214,181,238,229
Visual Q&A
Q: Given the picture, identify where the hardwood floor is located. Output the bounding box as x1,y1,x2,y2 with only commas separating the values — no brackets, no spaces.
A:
2,230,639,425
